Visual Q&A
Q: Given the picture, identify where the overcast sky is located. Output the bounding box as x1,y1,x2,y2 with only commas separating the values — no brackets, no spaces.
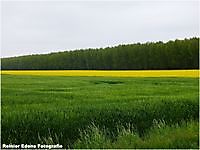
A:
1,0,199,58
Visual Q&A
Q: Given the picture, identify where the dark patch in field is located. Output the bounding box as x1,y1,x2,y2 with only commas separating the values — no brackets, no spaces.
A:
153,82,162,85
92,80,124,85
39,88,72,92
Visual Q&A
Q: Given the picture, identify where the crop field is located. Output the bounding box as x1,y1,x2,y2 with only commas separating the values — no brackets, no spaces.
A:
1,70,199,148
1,69,199,77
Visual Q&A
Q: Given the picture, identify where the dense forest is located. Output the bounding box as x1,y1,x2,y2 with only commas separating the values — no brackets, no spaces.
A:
1,37,199,70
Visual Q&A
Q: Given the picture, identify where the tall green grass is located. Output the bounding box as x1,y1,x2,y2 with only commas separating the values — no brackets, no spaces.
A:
1,75,199,148
74,121,199,149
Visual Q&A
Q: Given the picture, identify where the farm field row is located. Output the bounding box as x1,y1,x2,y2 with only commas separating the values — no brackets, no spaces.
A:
1,69,199,77
1,75,199,148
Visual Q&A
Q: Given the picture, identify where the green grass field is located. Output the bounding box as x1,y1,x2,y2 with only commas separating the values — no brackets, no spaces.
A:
1,75,199,148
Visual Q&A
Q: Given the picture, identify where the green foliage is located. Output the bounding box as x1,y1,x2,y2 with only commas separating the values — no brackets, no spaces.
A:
74,121,199,149
1,37,199,70
74,123,110,149
1,75,199,148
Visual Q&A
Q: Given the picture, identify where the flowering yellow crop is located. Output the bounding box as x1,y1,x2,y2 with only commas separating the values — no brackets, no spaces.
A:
1,70,199,77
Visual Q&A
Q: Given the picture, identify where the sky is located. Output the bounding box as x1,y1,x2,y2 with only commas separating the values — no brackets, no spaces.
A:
1,0,199,58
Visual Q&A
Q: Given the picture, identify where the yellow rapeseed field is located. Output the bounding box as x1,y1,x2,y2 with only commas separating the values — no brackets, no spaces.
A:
1,70,199,77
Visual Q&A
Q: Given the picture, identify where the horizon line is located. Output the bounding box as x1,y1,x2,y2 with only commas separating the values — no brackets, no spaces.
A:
1,36,198,59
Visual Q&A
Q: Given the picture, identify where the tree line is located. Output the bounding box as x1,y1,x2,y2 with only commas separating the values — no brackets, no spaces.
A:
1,37,199,70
